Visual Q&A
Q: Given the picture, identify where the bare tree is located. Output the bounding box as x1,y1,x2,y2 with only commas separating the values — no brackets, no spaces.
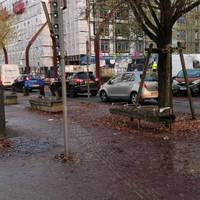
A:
94,0,200,108
125,0,200,108
0,8,12,135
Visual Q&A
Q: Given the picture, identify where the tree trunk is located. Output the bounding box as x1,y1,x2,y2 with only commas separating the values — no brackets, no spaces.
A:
157,31,173,109
0,84,6,136
3,45,8,64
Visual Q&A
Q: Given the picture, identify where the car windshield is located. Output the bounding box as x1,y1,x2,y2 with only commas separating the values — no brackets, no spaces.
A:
135,72,157,81
75,72,95,80
177,69,200,78
29,75,40,79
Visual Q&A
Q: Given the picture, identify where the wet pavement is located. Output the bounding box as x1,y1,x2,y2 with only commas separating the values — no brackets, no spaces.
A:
0,92,200,200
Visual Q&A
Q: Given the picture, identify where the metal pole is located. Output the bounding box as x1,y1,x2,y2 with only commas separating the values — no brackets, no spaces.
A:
86,0,91,98
135,44,153,106
86,40,90,98
178,42,196,119
57,0,69,157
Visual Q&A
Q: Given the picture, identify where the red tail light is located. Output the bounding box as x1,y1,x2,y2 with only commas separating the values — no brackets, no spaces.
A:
95,78,99,82
74,78,83,84
26,76,30,80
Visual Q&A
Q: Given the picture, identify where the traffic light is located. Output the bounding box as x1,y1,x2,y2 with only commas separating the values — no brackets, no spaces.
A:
51,0,60,69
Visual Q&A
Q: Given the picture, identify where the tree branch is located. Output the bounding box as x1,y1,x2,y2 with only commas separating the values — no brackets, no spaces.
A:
129,1,158,43
172,0,200,25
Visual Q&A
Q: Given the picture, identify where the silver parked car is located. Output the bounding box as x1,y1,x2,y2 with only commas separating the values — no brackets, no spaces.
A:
98,71,158,104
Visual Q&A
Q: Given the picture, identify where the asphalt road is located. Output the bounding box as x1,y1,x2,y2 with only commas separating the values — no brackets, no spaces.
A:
8,87,200,114
67,94,200,114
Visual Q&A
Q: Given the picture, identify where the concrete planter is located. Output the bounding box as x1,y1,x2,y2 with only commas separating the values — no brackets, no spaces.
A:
29,97,62,113
4,93,18,105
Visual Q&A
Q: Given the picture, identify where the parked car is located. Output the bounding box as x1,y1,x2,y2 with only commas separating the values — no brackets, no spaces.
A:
172,69,200,96
98,71,158,104
12,74,44,92
0,64,20,88
50,71,99,97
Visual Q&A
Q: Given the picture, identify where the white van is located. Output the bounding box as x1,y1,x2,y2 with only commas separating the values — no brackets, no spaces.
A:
0,64,20,87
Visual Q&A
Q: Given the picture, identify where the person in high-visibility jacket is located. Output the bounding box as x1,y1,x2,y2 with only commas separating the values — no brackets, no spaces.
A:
152,60,158,72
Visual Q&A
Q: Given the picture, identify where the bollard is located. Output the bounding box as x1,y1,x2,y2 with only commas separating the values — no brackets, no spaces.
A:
39,85,45,96
23,87,29,96
0,83,6,135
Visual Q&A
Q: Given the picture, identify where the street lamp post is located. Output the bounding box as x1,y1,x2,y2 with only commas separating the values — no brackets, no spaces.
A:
57,0,69,158
86,0,92,98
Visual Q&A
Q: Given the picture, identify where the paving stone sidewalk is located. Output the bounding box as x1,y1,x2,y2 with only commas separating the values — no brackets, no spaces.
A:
0,95,200,200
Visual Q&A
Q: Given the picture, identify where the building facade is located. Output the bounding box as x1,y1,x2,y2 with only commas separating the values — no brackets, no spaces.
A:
172,6,200,53
0,0,53,74
62,0,141,70
0,0,199,75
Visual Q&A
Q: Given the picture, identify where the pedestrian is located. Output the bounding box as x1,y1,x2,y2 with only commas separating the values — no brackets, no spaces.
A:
151,59,158,80
151,59,158,72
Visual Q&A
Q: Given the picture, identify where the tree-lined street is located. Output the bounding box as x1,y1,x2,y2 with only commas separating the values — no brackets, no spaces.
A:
1,0,200,199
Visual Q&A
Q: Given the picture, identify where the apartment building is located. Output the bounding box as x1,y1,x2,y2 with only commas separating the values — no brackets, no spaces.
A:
172,6,200,53
0,0,53,73
62,0,141,70
1,0,199,75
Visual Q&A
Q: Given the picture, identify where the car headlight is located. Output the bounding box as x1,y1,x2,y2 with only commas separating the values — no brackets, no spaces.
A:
172,79,179,86
173,79,178,84
192,79,200,85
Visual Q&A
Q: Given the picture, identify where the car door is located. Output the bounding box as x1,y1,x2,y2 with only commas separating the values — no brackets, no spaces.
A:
106,74,123,97
116,73,135,98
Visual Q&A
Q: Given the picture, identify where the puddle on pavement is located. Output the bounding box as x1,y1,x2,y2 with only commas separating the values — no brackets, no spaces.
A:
1,136,56,156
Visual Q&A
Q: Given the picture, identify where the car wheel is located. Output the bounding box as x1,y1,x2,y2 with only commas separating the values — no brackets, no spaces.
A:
173,91,180,97
130,92,137,105
100,90,108,102
69,87,76,97
91,91,97,96
50,87,56,96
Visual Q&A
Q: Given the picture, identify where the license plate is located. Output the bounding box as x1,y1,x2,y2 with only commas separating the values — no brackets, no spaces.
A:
85,80,94,84
180,87,186,90
32,84,39,87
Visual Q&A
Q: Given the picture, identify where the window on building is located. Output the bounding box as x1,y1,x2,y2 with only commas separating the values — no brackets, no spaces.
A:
177,16,186,24
115,23,129,37
116,40,129,53
176,30,186,40
115,7,129,20
102,25,109,36
100,39,110,53
195,42,199,52
99,5,109,18
121,73,134,82
195,30,199,40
